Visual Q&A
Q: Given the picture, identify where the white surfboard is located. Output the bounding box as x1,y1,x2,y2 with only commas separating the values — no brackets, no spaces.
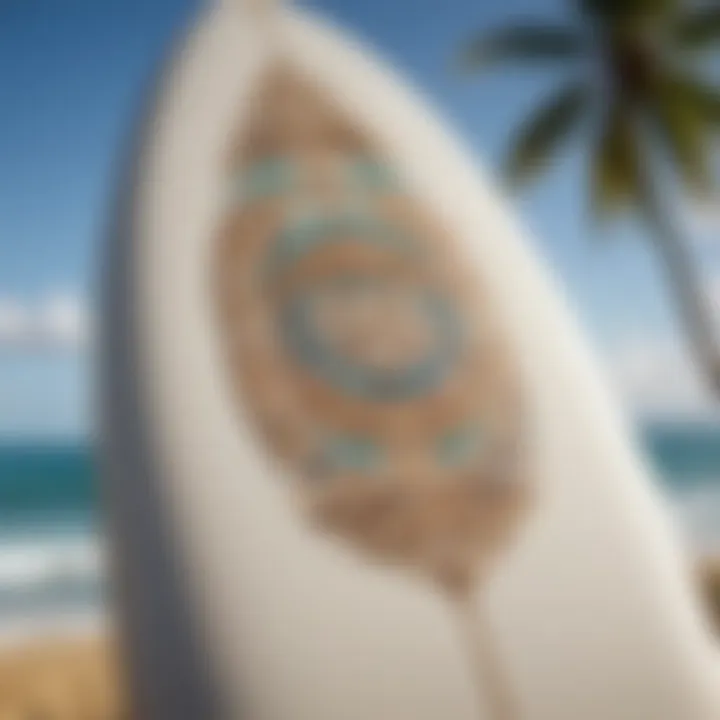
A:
101,1,720,718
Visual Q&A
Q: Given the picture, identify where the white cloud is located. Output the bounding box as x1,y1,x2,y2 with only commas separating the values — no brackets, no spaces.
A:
608,336,715,419
0,295,89,351
606,270,720,420
38,296,88,348
683,195,720,238
0,301,29,342
709,275,720,316
681,195,720,248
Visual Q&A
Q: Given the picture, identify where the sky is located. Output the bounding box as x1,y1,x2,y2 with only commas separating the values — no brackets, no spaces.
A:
1,0,719,439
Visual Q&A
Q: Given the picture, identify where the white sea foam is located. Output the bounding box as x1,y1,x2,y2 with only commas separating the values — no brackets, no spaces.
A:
0,529,106,644
0,535,101,589
0,607,105,650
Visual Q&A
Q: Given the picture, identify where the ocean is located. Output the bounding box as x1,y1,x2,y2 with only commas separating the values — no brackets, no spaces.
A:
0,445,102,639
0,426,718,637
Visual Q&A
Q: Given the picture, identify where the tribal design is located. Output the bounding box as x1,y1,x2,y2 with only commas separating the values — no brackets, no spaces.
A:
214,68,528,594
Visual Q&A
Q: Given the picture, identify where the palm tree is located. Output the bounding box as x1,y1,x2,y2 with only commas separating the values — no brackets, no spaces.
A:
460,0,720,395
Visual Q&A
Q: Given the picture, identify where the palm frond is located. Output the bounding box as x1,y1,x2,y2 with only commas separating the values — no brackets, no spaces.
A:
459,25,585,72
591,104,642,217
649,75,713,195
580,0,678,24
505,81,590,185
669,74,720,126
674,6,720,49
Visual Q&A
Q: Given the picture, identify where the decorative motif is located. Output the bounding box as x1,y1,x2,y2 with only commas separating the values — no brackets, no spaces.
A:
214,67,529,720
215,66,527,586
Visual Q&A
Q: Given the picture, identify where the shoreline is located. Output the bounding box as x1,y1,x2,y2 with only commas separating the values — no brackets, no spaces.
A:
0,608,105,653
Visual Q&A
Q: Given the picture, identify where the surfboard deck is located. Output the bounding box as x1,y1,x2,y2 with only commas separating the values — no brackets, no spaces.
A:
102,2,720,718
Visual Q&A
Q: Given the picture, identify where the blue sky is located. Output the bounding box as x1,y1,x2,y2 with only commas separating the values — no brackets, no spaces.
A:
1,0,719,439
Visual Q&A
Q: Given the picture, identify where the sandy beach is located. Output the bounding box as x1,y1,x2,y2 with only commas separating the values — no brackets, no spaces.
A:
0,635,125,719
0,565,714,719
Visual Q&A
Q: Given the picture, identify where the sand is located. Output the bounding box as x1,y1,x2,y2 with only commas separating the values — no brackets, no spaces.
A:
0,635,125,719
0,566,716,718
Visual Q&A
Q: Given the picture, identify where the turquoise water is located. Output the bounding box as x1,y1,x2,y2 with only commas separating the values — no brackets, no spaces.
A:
0,426,718,625
644,423,720,487
0,444,95,525
0,444,100,624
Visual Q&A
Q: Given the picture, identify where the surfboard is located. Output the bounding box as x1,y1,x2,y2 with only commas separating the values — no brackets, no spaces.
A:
101,1,720,718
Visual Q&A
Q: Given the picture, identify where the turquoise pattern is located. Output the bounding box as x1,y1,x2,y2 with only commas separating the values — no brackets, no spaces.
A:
264,210,419,280
321,435,383,474
233,157,296,204
280,287,460,402
349,158,401,192
243,154,474,479
235,157,402,206
437,423,485,468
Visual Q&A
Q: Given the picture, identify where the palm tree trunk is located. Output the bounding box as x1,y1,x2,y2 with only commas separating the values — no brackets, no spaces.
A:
638,172,720,396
